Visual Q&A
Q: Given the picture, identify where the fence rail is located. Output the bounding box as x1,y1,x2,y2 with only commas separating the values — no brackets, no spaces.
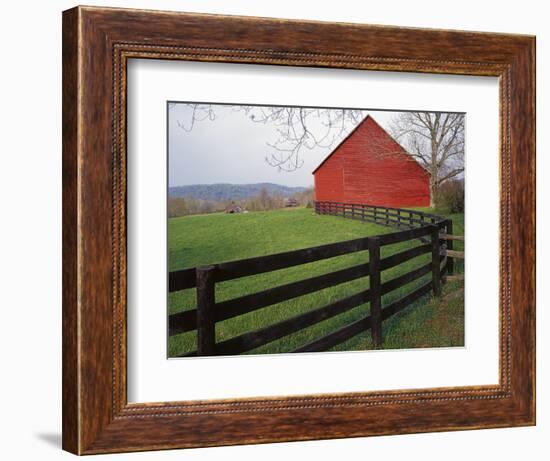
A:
314,200,446,229
169,201,454,357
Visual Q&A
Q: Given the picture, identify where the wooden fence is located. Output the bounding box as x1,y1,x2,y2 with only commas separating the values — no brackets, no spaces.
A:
315,200,455,275
314,200,444,229
169,202,454,357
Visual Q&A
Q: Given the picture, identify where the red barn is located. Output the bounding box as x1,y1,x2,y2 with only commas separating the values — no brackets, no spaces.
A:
313,115,431,207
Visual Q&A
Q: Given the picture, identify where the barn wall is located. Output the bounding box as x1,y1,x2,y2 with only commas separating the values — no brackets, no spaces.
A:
313,149,344,202
313,117,430,207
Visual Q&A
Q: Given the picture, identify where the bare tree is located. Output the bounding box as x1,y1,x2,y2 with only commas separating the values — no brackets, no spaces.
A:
172,104,465,208
389,112,465,207
173,103,364,172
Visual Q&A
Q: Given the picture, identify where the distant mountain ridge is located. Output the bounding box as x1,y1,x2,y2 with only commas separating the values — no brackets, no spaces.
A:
169,183,310,201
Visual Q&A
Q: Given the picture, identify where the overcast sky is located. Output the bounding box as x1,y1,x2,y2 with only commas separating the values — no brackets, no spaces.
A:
168,103,402,188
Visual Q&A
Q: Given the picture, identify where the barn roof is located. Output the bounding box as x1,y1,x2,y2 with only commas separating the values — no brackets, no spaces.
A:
311,114,430,175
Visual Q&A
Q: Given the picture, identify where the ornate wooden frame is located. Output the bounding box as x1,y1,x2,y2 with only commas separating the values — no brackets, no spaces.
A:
62,5,536,454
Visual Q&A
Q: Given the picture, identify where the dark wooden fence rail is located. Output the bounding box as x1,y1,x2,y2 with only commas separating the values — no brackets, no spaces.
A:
169,202,454,357
314,200,445,229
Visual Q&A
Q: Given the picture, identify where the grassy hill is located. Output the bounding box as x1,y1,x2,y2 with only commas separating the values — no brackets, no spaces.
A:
168,207,464,357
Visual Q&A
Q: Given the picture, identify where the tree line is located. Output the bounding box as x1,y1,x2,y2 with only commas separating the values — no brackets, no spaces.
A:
168,187,314,218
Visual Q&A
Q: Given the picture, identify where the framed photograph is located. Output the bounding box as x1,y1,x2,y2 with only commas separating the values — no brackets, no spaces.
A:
62,6,535,454
165,103,462,360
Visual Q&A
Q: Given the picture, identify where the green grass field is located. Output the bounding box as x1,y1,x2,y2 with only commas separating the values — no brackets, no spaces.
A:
168,207,464,357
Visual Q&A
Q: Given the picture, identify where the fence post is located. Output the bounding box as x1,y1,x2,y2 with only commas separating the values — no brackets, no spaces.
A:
196,265,216,356
446,219,454,276
430,225,442,297
368,237,383,346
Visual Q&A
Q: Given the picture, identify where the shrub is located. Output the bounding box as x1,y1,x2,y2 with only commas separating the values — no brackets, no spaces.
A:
168,197,226,217
294,187,314,207
435,180,464,213
168,197,188,218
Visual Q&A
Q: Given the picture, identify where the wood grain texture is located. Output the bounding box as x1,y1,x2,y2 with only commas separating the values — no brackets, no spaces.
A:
62,7,79,454
368,237,382,345
62,5,535,455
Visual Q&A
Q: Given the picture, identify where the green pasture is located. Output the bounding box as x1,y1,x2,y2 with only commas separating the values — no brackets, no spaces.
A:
168,207,464,357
